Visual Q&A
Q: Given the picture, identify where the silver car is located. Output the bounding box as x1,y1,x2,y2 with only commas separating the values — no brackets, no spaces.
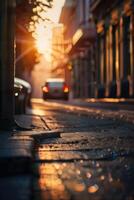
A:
42,78,69,100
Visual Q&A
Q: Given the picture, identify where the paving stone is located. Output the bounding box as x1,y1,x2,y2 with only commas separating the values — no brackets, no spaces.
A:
15,114,45,129
38,131,134,151
33,158,134,200
36,149,134,162
13,130,61,140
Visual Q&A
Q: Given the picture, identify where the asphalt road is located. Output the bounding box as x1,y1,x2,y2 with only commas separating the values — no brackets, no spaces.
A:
31,99,134,200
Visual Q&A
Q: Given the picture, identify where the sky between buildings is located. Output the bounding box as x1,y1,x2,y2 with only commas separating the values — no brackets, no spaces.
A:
31,0,66,98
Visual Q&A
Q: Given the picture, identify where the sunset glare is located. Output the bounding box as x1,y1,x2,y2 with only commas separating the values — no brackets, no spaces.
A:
32,0,65,61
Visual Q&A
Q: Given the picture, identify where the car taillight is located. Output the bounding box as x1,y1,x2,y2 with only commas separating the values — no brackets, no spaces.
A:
42,86,49,93
63,86,69,93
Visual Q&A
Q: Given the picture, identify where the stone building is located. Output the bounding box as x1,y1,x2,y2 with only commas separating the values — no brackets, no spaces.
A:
59,0,96,98
59,0,134,99
51,24,65,78
90,0,134,98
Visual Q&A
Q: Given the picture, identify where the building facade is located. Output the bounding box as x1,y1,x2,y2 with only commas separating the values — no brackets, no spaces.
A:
51,24,65,78
59,0,96,98
59,0,134,99
91,0,134,98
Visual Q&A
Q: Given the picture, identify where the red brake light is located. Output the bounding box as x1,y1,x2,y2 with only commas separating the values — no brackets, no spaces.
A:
63,86,69,93
43,86,49,93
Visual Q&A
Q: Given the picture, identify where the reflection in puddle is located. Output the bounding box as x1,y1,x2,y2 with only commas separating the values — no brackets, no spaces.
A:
76,169,81,175
86,172,92,179
33,157,134,200
108,173,113,182
88,184,99,193
100,175,105,181
73,182,86,192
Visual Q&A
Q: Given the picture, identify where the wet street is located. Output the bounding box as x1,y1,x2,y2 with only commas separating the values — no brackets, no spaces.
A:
31,99,134,200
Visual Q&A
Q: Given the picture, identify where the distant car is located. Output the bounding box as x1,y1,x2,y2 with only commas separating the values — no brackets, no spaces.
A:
14,77,32,114
42,78,69,100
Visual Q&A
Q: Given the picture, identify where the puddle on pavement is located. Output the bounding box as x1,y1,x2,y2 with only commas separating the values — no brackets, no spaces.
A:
32,158,134,200
33,133,134,199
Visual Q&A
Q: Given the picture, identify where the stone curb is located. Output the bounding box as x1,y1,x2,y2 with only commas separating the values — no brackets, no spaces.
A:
0,137,34,175
31,129,61,140
0,129,61,175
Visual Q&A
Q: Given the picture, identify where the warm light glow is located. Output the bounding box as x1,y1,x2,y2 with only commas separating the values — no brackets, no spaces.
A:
73,29,83,45
42,86,49,93
30,0,66,62
64,86,69,93
88,184,99,193
34,23,52,56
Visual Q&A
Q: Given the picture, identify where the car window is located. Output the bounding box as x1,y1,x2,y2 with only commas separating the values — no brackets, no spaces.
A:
47,82,64,88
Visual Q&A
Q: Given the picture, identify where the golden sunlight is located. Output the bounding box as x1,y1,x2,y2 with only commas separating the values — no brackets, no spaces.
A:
31,0,66,62
34,23,52,54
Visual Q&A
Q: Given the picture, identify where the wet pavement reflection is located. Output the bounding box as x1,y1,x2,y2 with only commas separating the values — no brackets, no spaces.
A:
33,158,134,200
32,101,134,200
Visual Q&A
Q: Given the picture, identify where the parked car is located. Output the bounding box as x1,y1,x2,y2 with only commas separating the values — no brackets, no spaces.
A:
14,77,32,114
42,78,69,100
14,82,25,114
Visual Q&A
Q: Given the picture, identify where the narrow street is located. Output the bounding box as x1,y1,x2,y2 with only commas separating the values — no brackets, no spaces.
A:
30,99,134,200
0,1,134,200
